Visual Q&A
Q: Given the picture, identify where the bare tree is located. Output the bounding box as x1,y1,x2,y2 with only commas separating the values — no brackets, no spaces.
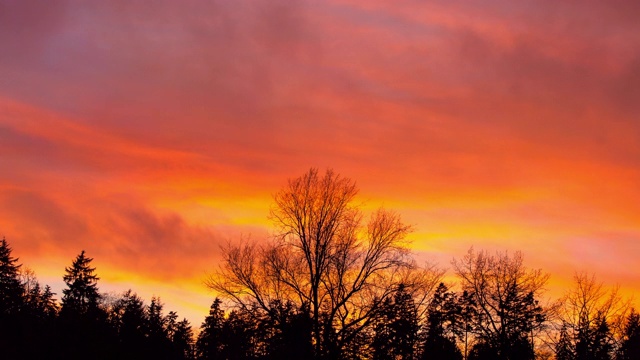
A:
556,272,631,360
207,169,437,358
452,248,549,360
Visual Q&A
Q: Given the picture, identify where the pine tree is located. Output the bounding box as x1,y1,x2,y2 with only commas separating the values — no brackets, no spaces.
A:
0,237,25,360
61,250,101,315
24,282,59,319
421,283,462,360
221,307,260,360
196,298,226,359
111,290,147,359
591,316,612,360
575,313,613,360
617,309,640,360
263,301,313,360
372,283,420,360
0,237,24,315
146,296,168,338
172,318,195,360
144,296,176,359
555,324,574,360
59,250,115,360
454,290,477,360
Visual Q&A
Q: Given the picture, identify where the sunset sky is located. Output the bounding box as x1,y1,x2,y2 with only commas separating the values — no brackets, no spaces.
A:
2,0,640,325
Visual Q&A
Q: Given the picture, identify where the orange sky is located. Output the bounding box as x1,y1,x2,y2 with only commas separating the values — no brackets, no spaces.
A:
1,0,640,325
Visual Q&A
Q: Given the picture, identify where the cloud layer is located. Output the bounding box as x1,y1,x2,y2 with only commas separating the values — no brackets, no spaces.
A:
1,0,639,323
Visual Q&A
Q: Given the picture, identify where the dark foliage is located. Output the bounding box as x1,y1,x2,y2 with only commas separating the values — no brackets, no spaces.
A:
421,283,462,360
556,324,575,360
195,298,313,360
0,238,23,315
574,314,614,360
0,239,195,360
0,238,25,359
372,284,420,360
617,309,640,360
3,234,640,360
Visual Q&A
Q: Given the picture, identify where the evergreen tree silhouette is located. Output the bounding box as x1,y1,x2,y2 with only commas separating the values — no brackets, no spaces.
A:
0,237,25,359
59,250,115,360
421,283,462,360
575,313,613,360
617,309,640,360
20,282,60,359
172,318,195,360
372,283,420,360
555,324,575,360
145,296,174,359
592,317,613,360
25,283,59,319
0,237,24,315
196,298,226,359
221,307,260,360
111,290,147,359
453,250,544,360
454,290,477,360
61,250,101,315
262,300,313,360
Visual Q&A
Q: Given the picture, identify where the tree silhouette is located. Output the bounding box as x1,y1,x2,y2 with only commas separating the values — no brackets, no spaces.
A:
617,309,640,360
454,290,477,360
61,250,101,315
24,283,59,319
172,318,195,360
555,324,574,360
196,298,226,359
452,249,547,360
145,296,175,359
262,300,313,359
222,307,261,360
0,237,24,315
59,250,116,360
422,283,462,360
110,290,147,359
559,273,628,360
208,168,422,359
0,238,25,359
372,283,420,360
19,281,60,359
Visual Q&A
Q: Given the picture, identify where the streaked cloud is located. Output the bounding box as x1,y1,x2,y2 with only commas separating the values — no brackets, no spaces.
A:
1,0,639,323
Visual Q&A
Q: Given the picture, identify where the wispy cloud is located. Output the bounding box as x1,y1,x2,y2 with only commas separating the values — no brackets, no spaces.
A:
1,0,639,322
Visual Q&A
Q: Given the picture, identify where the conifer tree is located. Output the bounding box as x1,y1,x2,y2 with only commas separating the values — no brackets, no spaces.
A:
60,250,116,360
454,290,477,360
453,250,546,360
263,301,313,360
372,283,420,360
24,282,59,319
221,307,260,360
0,237,24,315
617,309,640,360
0,238,25,359
61,250,101,315
555,324,574,360
196,298,226,359
422,283,462,360
172,318,195,360
146,296,168,338
112,290,147,359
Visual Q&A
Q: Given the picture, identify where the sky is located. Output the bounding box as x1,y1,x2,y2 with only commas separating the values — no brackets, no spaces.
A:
1,0,640,325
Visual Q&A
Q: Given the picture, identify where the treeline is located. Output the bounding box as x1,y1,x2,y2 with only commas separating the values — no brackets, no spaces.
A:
0,241,194,360
2,168,640,360
200,169,640,360
3,237,640,360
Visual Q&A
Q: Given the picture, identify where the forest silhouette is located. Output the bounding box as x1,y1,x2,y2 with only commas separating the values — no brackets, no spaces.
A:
1,169,639,360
